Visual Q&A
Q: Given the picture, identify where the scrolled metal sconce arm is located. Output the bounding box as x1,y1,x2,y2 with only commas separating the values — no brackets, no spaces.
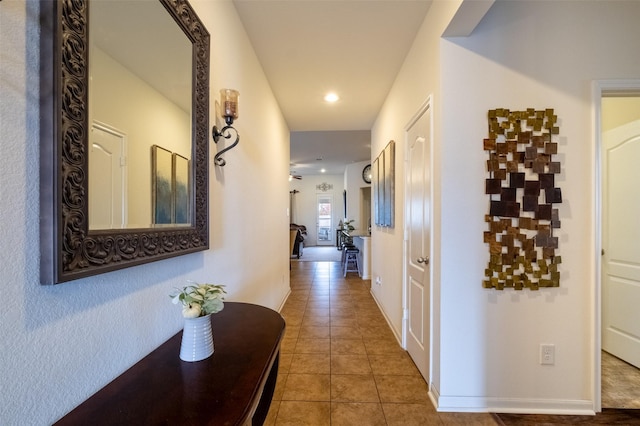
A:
212,124,239,167
212,89,240,167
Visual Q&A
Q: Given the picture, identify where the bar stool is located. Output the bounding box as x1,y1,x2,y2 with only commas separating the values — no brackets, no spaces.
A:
341,242,356,264
343,247,359,277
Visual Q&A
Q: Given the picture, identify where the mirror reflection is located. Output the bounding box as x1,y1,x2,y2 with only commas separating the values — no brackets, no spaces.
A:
88,0,192,230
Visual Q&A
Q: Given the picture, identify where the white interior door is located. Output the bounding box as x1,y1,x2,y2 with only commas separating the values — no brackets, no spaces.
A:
404,102,432,381
89,123,127,229
316,194,333,246
602,119,640,368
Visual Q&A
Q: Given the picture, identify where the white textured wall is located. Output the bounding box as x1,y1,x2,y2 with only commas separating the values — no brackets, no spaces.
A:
91,46,192,227
344,160,371,233
370,0,460,367
289,174,345,245
438,0,640,413
371,0,640,414
0,1,290,424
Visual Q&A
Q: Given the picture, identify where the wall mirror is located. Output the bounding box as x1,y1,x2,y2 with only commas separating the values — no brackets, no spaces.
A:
40,0,210,284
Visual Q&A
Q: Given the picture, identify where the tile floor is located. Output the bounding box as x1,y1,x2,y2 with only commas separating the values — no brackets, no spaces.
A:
601,350,640,409
266,261,498,425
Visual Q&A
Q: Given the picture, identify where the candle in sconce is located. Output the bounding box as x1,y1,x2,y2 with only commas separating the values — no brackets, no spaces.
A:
220,89,239,122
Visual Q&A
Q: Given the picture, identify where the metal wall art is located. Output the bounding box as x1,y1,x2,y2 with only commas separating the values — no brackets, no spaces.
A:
316,182,333,192
483,108,562,290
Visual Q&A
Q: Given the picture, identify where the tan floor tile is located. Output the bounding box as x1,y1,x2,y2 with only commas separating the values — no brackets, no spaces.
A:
331,308,356,318
363,337,405,355
273,373,287,401
308,294,330,302
264,400,280,426
331,374,379,402
280,305,304,315
360,324,397,340
283,325,300,340
282,374,330,401
282,315,303,327
331,338,367,355
353,297,378,305
357,308,386,319
280,336,297,354
330,402,386,426
330,300,353,309
375,376,430,403
279,353,293,374
301,316,330,327
288,293,309,303
382,403,440,426
299,326,330,339
306,307,330,317
330,316,359,327
290,353,331,374
369,353,421,376
276,401,330,425
331,354,372,375
331,326,363,339
295,338,330,354
307,299,330,308
357,315,388,328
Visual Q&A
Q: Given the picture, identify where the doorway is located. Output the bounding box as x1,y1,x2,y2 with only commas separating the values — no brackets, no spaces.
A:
403,98,432,382
595,82,640,410
89,122,127,229
317,194,333,246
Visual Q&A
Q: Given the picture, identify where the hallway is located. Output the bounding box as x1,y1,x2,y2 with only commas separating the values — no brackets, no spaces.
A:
266,261,497,425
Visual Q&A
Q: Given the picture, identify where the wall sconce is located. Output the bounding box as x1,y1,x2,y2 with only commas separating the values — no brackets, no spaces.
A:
212,89,240,166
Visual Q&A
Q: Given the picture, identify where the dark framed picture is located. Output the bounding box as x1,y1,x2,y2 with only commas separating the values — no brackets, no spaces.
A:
172,153,190,224
373,141,395,227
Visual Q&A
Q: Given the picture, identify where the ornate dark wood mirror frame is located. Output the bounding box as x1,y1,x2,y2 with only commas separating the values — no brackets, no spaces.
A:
39,0,210,284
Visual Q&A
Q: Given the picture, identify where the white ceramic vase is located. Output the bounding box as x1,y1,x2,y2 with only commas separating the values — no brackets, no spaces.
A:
180,314,214,362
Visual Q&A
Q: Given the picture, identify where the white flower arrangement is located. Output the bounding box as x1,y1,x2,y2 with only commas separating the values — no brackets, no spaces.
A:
170,282,226,318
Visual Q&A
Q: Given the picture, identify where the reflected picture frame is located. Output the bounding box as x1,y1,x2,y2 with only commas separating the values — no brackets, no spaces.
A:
152,145,173,225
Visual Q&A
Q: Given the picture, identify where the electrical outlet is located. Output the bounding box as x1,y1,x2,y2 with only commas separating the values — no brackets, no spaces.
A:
540,344,555,365
375,276,382,286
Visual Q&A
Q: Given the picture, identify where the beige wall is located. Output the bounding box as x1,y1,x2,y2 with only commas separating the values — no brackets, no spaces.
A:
371,0,461,376
289,174,345,245
372,0,640,414
90,47,191,227
0,1,290,424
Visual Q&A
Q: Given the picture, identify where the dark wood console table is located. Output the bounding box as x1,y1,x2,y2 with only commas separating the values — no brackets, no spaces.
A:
56,302,285,426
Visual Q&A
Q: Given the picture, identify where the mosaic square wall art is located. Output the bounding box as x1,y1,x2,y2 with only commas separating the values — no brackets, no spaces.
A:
483,108,562,290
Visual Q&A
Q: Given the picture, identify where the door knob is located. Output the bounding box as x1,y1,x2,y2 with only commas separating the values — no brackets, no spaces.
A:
417,256,429,265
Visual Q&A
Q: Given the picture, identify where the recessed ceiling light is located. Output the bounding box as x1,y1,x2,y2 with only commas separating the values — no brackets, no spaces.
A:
320,168,326,173
324,93,339,103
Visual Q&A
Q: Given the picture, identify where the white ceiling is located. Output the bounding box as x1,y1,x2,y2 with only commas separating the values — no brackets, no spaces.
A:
233,0,433,175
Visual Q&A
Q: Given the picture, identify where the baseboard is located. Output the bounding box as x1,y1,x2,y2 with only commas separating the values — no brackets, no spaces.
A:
433,391,595,415
369,289,403,346
276,288,291,312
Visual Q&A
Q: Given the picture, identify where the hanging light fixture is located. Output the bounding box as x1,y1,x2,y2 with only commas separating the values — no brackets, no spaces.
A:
212,89,240,166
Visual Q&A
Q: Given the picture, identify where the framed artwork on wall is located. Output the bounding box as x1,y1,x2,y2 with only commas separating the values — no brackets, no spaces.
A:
373,140,395,227
152,145,173,225
173,153,190,225
483,108,563,290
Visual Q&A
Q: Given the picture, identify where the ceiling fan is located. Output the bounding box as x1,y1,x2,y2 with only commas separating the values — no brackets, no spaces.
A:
289,172,302,181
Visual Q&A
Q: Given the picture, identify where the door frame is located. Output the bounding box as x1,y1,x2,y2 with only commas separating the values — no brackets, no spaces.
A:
90,121,128,228
316,193,334,246
402,96,434,375
592,79,640,412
